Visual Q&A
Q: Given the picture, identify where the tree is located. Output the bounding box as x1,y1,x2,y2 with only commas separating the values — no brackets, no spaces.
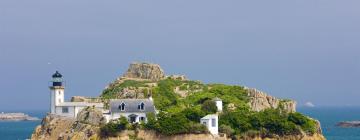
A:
201,100,217,114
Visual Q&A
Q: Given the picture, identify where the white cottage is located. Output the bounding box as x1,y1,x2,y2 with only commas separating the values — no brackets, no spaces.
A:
109,99,156,123
200,114,219,135
49,71,103,118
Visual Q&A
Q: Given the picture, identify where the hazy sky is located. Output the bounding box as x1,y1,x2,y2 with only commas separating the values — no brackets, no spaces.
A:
0,0,359,110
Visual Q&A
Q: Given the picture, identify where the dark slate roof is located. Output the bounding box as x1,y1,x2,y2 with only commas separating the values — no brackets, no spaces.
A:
110,99,156,113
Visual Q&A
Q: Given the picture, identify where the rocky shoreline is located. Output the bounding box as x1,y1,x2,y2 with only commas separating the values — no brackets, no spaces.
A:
0,112,40,121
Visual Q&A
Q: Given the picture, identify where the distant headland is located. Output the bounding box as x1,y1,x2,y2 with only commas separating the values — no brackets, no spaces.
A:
0,112,40,121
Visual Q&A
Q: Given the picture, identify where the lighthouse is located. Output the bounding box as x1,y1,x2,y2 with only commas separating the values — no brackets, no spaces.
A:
49,71,65,114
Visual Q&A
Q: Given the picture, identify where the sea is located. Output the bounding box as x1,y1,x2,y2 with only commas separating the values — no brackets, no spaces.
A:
1,107,360,140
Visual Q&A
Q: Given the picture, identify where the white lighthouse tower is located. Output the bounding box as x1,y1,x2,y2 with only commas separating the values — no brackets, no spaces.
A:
49,71,65,114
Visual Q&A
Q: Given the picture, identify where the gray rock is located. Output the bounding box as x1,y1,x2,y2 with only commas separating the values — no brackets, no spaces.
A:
76,107,106,126
245,87,296,113
336,121,360,128
123,62,165,81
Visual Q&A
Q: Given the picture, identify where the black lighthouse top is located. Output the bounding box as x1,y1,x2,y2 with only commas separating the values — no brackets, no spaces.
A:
52,71,62,78
51,71,63,87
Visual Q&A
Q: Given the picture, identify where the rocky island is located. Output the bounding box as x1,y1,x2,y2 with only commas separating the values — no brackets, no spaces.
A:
0,112,40,121
31,62,326,140
336,121,360,128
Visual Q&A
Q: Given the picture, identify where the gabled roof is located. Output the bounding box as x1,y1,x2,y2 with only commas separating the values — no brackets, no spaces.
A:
110,99,156,113
201,114,218,120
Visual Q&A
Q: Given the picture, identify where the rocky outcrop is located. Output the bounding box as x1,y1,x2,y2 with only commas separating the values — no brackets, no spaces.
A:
76,107,106,126
0,112,40,121
167,75,188,81
336,121,360,127
31,107,105,140
105,130,228,140
123,62,165,81
248,133,325,140
246,88,296,113
31,114,76,140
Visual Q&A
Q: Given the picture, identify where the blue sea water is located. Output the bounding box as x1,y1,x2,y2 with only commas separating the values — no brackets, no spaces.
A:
1,108,360,140
0,111,45,140
298,107,360,140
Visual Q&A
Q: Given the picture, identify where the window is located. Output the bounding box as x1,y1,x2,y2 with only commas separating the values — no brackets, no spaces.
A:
211,118,216,127
138,102,145,110
140,117,145,121
202,122,207,126
119,103,125,111
62,107,69,113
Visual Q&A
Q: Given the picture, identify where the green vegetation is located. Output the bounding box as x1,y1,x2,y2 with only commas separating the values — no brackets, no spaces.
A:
144,112,208,135
219,109,317,137
288,112,317,134
101,80,149,99
152,79,181,110
201,100,217,114
100,78,318,137
100,116,129,137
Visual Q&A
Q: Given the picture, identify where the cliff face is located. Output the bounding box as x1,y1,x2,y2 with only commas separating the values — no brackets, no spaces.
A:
31,107,104,140
123,62,165,81
246,88,296,113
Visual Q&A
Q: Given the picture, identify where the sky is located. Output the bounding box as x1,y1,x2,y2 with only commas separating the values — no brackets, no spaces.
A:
0,0,359,111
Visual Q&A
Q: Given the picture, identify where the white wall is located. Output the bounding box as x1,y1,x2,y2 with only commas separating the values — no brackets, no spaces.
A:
111,112,147,123
74,106,85,118
55,106,75,118
50,88,64,114
215,100,222,112
201,116,218,135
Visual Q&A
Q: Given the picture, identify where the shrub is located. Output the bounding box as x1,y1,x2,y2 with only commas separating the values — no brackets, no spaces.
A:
219,124,234,136
156,112,189,135
288,112,317,134
144,111,209,135
100,116,129,137
182,107,205,122
219,109,306,136
188,122,208,134
201,100,217,114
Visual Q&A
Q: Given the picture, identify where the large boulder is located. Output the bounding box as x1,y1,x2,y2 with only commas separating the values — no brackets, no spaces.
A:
123,62,165,81
76,107,106,126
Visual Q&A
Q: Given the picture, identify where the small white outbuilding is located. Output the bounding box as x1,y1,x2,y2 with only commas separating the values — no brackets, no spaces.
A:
200,114,218,135
213,97,223,112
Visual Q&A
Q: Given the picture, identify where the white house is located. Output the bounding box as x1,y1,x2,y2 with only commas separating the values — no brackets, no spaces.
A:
108,99,156,123
49,71,103,118
200,114,219,135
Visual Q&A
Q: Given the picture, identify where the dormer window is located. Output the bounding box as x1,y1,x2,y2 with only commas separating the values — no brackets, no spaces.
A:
138,102,145,110
119,103,125,111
